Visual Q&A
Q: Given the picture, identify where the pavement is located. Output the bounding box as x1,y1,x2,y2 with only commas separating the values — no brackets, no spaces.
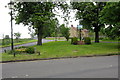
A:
2,55,118,78
0,39,55,53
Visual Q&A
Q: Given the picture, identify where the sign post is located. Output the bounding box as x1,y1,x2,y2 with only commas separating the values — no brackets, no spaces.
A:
77,25,83,41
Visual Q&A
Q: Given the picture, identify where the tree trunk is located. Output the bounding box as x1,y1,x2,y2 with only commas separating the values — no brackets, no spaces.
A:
67,39,69,41
37,26,43,45
94,26,100,43
95,31,99,43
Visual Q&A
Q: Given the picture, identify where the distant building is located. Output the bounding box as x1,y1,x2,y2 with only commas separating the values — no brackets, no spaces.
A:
69,25,89,38
81,29,89,38
69,25,78,37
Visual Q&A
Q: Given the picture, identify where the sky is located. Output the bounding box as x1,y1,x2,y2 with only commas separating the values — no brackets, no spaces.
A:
0,0,79,39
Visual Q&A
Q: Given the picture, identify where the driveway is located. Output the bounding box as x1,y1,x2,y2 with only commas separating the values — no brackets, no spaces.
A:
2,55,118,78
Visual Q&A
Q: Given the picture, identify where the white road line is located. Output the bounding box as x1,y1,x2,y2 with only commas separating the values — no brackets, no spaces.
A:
25,74,29,77
11,76,18,78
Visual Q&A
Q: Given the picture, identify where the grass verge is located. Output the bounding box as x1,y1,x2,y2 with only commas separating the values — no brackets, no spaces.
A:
1,41,119,62
0,39,37,48
44,37,65,40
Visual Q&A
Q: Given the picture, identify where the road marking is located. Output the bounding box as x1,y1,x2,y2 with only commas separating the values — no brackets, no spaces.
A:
11,76,18,78
110,65,113,67
25,74,29,77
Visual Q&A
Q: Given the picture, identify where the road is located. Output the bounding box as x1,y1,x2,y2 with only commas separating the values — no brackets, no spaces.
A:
2,55,118,78
0,39,55,53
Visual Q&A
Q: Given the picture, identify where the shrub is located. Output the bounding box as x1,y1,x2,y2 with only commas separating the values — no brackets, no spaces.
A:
25,47,35,54
7,50,20,54
15,48,26,52
99,37,104,40
71,37,78,45
84,37,91,44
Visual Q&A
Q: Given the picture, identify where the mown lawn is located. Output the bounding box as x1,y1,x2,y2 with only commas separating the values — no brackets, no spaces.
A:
1,41,119,61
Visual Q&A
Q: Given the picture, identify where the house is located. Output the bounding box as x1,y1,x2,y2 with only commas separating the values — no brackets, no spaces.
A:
69,25,78,38
69,25,89,38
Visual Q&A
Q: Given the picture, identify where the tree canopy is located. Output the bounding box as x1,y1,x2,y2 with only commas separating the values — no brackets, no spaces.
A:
12,2,69,45
60,24,70,41
100,2,120,40
14,32,21,39
71,2,106,42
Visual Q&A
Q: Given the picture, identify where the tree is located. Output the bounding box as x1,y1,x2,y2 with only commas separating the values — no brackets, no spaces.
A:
42,18,59,38
30,32,36,39
71,2,106,43
4,35,10,39
14,32,21,42
13,2,69,45
100,2,120,40
60,24,70,41
2,35,10,45
13,2,55,45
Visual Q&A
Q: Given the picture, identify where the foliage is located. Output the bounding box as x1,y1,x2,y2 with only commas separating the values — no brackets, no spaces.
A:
2,35,10,45
7,46,35,54
100,2,120,25
71,37,78,45
13,2,55,45
13,2,69,45
4,35,10,39
100,2,120,39
14,32,21,41
60,24,70,41
29,31,36,39
25,47,35,54
30,33,35,39
84,37,91,44
71,2,106,43
100,25,119,40
43,18,60,38
2,39,10,45
7,50,21,54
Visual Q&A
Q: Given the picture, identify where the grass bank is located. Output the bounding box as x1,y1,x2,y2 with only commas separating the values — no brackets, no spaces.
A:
1,41,119,62
44,37,65,40
0,39,37,48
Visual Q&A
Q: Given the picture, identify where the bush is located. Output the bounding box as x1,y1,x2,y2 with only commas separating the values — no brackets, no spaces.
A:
84,37,91,44
99,37,104,40
7,50,20,54
25,47,35,54
71,37,78,45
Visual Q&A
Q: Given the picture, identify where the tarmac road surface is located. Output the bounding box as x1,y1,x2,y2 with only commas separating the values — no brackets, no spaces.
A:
2,55,118,78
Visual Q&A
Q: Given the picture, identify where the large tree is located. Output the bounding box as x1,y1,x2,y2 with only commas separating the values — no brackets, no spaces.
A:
12,2,69,45
60,24,70,41
100,2,120,39
14,2,55,45
71,2,106,43
42,18,59,38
